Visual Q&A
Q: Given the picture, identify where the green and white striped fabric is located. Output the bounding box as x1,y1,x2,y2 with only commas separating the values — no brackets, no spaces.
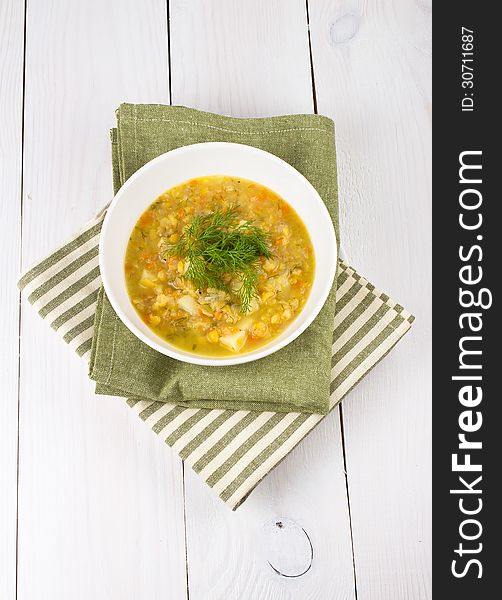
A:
18,210,414,509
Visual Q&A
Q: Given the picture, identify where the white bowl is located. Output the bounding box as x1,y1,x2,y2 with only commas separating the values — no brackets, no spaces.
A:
99,142,337,366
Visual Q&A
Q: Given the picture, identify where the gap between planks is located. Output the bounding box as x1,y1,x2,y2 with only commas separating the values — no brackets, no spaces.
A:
305,0,359,595
166,5,190,599
15,1,28,598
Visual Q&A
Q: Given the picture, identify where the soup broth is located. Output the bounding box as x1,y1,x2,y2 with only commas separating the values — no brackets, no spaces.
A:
124,175,315,356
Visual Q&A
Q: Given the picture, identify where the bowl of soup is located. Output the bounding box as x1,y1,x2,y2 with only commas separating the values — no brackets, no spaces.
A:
99,142,337,366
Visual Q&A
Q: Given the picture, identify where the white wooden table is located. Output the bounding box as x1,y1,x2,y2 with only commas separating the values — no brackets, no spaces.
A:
1,1,431,598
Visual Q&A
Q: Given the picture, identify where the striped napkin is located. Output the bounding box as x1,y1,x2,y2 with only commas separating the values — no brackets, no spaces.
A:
18,207,414,509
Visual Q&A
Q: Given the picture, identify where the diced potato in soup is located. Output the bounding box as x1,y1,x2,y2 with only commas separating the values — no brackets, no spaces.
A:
124,175,315,356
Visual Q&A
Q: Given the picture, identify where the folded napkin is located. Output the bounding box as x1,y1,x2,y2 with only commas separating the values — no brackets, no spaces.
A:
18,104,414,509
90,104,340,415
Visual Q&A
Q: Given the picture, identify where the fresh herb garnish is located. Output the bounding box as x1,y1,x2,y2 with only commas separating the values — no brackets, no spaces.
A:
164,207,272,313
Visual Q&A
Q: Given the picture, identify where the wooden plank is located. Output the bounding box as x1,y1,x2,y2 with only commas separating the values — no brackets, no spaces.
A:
169,1,356,597
308,0,432,597
0,0,24,597
18,1,188,598
170,0,313,117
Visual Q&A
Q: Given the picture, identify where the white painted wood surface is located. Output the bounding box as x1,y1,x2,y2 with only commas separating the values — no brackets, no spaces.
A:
18,1,186,599
0,2,24,598
308,1,432,596
1,1,431,598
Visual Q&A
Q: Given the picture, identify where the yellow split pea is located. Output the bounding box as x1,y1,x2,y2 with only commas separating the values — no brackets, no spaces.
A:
124,175,315,356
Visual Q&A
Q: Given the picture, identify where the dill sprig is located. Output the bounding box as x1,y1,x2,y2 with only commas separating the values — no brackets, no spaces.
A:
164,207,272,313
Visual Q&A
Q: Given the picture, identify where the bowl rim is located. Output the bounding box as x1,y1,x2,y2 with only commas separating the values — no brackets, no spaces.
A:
99,141,338,366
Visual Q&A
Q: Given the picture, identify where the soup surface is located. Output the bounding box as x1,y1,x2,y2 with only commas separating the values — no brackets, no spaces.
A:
124,175,315,356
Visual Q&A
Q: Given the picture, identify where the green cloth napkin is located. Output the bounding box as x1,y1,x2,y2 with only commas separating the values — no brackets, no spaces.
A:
89,104,339,415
